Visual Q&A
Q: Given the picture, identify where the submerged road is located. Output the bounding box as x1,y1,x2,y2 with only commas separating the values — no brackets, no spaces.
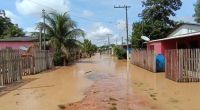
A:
0,54,200,110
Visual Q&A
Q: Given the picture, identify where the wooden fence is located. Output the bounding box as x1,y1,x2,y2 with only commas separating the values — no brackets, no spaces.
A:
165,49,200,82
131,49,156,72
0,49,54,86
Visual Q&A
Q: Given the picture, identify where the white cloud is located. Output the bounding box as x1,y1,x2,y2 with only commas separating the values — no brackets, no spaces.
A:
5,10,20,24
85,23,121,46
87,23,112,40
82,10,93,18
25,26,37,32
172,16,195,23
16,0,70,17
117,20,126,31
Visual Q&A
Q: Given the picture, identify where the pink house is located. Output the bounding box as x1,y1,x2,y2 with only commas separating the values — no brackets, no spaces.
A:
0,37,38,50
147,23,200,55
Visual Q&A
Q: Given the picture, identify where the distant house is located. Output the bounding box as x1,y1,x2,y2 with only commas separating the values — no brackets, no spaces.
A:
122,44,132,53
147,23,200,54
0,37,39,50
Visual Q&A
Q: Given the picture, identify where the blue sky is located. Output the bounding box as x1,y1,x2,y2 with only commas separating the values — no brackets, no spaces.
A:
0,0,197,45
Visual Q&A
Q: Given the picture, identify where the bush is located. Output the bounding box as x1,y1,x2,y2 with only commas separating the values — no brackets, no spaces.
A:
53,50,63,66
114,46,127,59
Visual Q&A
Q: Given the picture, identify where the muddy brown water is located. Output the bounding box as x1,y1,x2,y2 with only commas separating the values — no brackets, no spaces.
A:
0,54,200,110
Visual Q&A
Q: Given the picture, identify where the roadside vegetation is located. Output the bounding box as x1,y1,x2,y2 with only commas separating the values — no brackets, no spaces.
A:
37,12,85,65
36,12,98,66
0,15,24,38
131,0,182,48
113,46,127,59
194,0,200,23
83,39,97,57
0,11,98,66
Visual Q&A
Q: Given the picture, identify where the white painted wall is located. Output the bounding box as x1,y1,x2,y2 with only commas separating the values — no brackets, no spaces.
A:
168,24,200,38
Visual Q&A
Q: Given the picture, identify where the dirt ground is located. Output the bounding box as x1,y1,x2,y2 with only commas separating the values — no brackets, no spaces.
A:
63,72,160,110
1,54,200,110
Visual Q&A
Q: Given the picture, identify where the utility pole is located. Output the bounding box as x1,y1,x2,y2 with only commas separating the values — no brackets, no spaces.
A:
39,28,42,50
122,36,123,46
107,34,112,55
114,5,131,61
42,9,46,50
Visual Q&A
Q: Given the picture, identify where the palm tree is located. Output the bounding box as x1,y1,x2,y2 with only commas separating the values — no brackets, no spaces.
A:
83,39,97,57
37,12,84,65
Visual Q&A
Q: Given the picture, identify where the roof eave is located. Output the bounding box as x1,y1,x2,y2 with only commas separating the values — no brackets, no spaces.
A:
149,31,200,43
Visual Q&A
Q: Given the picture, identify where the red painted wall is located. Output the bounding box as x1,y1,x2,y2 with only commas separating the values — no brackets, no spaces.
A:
0,42,37,50
147,36,200,55
147,41,163,54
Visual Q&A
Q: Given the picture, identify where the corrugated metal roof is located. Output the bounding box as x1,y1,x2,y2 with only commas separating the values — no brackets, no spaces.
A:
0,37,38,42
149,31,200,43
166,23,200,38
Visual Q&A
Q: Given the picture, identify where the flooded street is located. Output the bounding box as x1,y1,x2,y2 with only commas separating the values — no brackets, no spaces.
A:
1,54,200,110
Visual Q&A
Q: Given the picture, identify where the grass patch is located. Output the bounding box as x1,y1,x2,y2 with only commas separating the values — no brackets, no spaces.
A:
153,98,157,100
110,106,117,110
150,94,156,98
169,98,179,103
85,71,92,74
109,97,118,101
68,103,73,106
58,104,66,109
111,103,117,106
149,88,154,91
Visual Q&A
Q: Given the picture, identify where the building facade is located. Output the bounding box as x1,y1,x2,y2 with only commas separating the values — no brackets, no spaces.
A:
147,23,200,55
0,37,38,50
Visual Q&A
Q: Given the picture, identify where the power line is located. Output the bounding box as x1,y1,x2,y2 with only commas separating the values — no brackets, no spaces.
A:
28,0,127,25
28,0,57,12
70,14,116,24
114,5,131,61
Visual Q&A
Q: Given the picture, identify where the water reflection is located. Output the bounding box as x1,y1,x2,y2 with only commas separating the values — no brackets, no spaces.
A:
0,54,200,110
99,54,200,110
128,63,200,110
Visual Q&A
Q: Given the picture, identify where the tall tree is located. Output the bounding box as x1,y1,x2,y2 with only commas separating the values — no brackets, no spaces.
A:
3,24,24,37
83,39,97,57
131,22,143,48
131,0,182,48
194,0,200,23
0,16,24,38
141,0,182,26
141,0,182,39
37,12,84,64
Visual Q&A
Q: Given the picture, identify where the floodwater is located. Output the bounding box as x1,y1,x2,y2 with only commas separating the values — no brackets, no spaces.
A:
0,54,200,110
0,64,93,110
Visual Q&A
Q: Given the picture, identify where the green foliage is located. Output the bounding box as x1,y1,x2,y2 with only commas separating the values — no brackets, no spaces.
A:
131,0,182,48
114,46,127,59
91,44,97,53
3,25,24,37
37,12,85,64
0,16,24,38
141,0,182,26
53,50,63,66
194,0,200,23
83,39,97,57
131,22,143,48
